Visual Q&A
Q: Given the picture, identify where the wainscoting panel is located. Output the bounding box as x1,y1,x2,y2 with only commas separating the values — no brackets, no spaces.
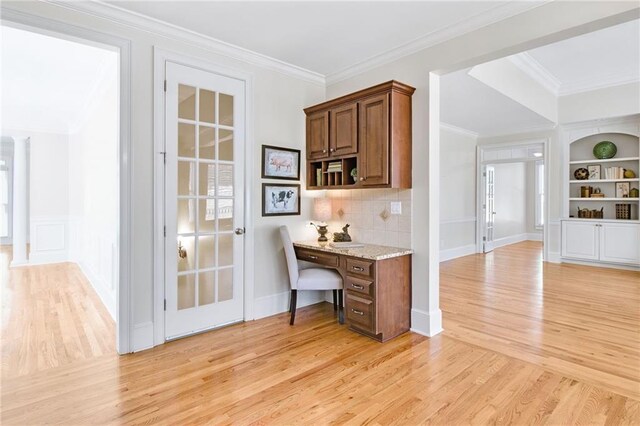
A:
28,216,68,265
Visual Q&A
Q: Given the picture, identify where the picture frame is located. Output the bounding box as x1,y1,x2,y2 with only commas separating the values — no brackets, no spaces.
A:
262,183,301,216
587,165,601,180
615,182,630,198
261,145,300,180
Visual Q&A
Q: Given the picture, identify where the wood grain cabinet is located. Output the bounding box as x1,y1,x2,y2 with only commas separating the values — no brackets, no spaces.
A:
304,81,415,189
344,255,412,342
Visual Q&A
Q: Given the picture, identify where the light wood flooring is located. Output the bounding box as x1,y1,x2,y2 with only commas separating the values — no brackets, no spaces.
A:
1,242,639,424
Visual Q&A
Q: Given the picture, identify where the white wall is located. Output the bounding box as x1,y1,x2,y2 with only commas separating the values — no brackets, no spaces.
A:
2,129,70,263
325,1,636,336
3,0,325,349
5,0,636,346
493,162,527,240
439,126,477,260
68,62,119,319
559,82,640,124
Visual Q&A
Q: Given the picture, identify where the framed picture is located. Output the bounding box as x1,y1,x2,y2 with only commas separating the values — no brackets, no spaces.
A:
261,145,300,180
616,182,630,198
588,165,601,180
262,183,300,216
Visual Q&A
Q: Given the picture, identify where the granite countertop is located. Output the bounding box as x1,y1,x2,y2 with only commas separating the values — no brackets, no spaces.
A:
293,240,413,261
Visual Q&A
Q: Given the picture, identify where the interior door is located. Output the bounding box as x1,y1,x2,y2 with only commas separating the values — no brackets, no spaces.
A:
165,61,245,340
0,155,12,244
483,166,496,253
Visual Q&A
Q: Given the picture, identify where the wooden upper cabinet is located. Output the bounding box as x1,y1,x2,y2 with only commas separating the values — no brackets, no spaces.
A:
304,81,415,189
330,103,358,156
306,111,329,160
359,94,389,186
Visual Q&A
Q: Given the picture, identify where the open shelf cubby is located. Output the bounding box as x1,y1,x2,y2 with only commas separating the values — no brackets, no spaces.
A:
307,156,358,189
568,132,640,220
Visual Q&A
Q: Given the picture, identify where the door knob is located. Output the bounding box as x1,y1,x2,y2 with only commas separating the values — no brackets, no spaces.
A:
234,227,245,235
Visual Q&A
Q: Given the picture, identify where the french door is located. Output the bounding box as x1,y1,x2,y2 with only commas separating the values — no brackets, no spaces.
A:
165,62,245,339
483,165,496,253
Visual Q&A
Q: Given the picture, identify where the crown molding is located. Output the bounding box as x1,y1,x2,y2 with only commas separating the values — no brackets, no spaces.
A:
325,1,551,86
509,52,640,97
42,0,325,86
479,123,557,139
440,122,479,139
508,53,561,96
559,71,640,96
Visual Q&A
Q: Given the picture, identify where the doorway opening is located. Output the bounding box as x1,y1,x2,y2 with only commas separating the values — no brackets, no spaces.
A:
1,17,130,357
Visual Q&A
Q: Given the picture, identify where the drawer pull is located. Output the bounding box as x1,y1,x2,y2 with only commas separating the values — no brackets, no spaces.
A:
351,284,364,290
351,309,364,316
352,266,365,272
308,255,318,260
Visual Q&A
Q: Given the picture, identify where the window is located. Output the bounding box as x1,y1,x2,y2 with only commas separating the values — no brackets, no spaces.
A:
535,160,544,228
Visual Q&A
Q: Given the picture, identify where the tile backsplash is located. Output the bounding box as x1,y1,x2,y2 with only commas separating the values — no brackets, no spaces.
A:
325,189,412,248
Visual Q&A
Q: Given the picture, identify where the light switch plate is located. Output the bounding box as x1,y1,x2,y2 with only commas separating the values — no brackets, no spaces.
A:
390,201,402,215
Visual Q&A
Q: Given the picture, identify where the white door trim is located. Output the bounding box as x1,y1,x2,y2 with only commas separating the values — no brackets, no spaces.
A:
1,8,133,354
153,47,255,346
476,138,550,260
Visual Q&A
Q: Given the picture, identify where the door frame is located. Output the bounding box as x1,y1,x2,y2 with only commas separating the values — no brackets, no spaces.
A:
475,138,550,261
153,47,255,346
1,8,133,354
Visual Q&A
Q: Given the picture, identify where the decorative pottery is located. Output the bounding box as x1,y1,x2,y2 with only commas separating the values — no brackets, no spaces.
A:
574,168,589,180
592,141,617,159
630,188,639,198
624,169,636,178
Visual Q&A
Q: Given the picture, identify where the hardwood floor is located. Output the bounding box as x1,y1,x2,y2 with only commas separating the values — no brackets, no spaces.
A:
441,241,640,400
1,242,639,424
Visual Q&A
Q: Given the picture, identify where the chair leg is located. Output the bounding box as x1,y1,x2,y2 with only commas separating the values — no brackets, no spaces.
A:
332,289,338,311
289,290,298,325
338,289,344,325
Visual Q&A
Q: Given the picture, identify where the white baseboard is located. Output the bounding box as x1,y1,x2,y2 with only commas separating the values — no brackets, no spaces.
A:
492,233,528,249
440,244,477,262
132,321,154,352
526,232,543,241
76,260,116,321
253,290,329,320
410,308,443,337
559,257,639,271
27,250,70,266
547,251,561,263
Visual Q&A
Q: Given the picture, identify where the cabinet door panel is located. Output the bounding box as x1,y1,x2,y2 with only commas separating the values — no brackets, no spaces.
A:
330,103,358,156
599,223,640,265
561,221,598,260
306,111,329,160
359,94,389,186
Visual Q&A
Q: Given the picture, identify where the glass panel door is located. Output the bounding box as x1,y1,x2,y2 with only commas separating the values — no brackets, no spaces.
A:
165,62,245,339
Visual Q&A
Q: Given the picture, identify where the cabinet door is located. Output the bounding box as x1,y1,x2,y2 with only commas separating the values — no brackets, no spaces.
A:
599,223,640,265
359,94,389,186
561,221,598,261
330,103,358,156
306,111,329,160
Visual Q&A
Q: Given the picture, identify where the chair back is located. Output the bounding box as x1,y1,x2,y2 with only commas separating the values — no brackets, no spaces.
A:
279,225,299,289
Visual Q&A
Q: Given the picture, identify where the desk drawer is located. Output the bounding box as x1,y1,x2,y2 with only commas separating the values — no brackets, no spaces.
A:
295,248,339,268
345,276,374,297
346,293,374,333
346,258,374,278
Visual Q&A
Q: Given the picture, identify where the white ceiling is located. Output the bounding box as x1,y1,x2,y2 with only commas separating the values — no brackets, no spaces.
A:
441,19,640,137
523,19,640,95
106,1,539,77
441,68,555,137
1,26,117,134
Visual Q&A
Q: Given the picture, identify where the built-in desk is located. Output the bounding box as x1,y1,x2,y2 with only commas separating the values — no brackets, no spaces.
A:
293,241,412,342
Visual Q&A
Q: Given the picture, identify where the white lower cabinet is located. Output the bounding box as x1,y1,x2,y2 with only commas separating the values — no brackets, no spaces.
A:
561,220,640,266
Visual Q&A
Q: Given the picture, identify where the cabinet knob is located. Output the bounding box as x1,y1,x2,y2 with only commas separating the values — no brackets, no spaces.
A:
330,148,335,152
359,177,365,181
322,150,327,153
